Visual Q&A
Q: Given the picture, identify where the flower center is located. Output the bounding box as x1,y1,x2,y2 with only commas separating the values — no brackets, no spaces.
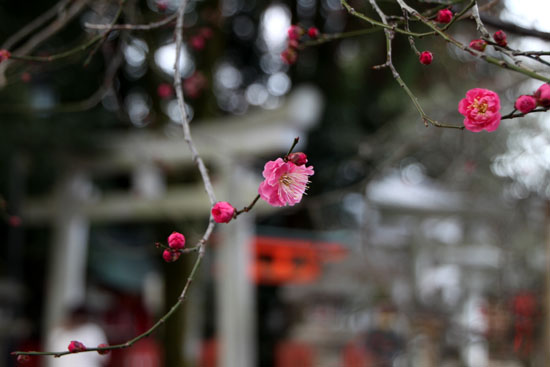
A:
473,98,488,114
280,174,293,186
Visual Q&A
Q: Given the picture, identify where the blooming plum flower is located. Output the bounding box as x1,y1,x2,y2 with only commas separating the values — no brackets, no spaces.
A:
68,341,86,353
419,51,433,65
493,30,507,47
436,9,453,23
168,231,185,250
258,158,314,207
287,152,308,166
469,39,487,52
534,83,550,107
514,95,536,114
212,202,236,223
458,88,501,132
163,249,181,263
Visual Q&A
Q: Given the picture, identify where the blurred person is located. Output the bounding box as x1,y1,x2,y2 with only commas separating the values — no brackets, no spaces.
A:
45,305,109,367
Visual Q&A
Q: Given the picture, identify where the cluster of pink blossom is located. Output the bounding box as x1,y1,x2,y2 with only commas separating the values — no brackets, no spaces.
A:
159,151,313,261
281,25,320,65
458,83,549,132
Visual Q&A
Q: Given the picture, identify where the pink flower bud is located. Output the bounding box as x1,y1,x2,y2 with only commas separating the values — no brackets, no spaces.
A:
190,35,205,51
16,355,31,364
287,152,308,166
157,83,173,99
211,202,236,223
307,27,319,38
534,83,550,107
21,72,31,83
281,48,297,65
0,50,11,63
8,216,21,227
200,27,214,39
156,1,167,12
493,30,507,47
419,51,433,65
168,231,186,250
163,249,181,263
288,39,299,49
514,95,537,114
68,341,86,353
287,25,303,41
97,344,110,355
183,71,207,99
469,39,487,52
436,9,453,24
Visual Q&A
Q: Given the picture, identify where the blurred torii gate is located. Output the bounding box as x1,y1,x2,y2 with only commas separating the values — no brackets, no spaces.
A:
23,86,322,367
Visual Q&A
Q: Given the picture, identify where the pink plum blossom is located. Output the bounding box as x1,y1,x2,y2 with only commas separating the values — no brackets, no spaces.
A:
258,158,314,207
458,88,501,132
514,95,536,114
211,202,236,223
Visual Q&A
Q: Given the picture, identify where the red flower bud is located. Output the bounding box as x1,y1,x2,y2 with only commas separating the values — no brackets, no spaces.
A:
16,355,31,365
200,27,214,39
287,25,303,41
493,30,507,47
281,48,298,65
168,231,186,250
163,249,181,263
287,152,308,166
419,51,433,65
157,83,173,99
97,344,110,355
307,27,319,38
436,9,453,24
0,49,11,63
211,202,236,223
514,95,536,114
288,39,299,49
535,84,550,107
190,36,205,51
68,341,86,353
469,39,487,52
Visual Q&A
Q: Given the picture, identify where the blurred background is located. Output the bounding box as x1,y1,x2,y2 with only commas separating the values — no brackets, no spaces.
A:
1,0,549,366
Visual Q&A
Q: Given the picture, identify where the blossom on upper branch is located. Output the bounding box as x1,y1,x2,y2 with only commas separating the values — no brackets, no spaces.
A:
458,88,501,132
258,158,314,207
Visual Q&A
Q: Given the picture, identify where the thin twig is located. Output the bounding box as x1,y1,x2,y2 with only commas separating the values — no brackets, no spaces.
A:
1,0,73,50
84,12,178,31
83,0,126,66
